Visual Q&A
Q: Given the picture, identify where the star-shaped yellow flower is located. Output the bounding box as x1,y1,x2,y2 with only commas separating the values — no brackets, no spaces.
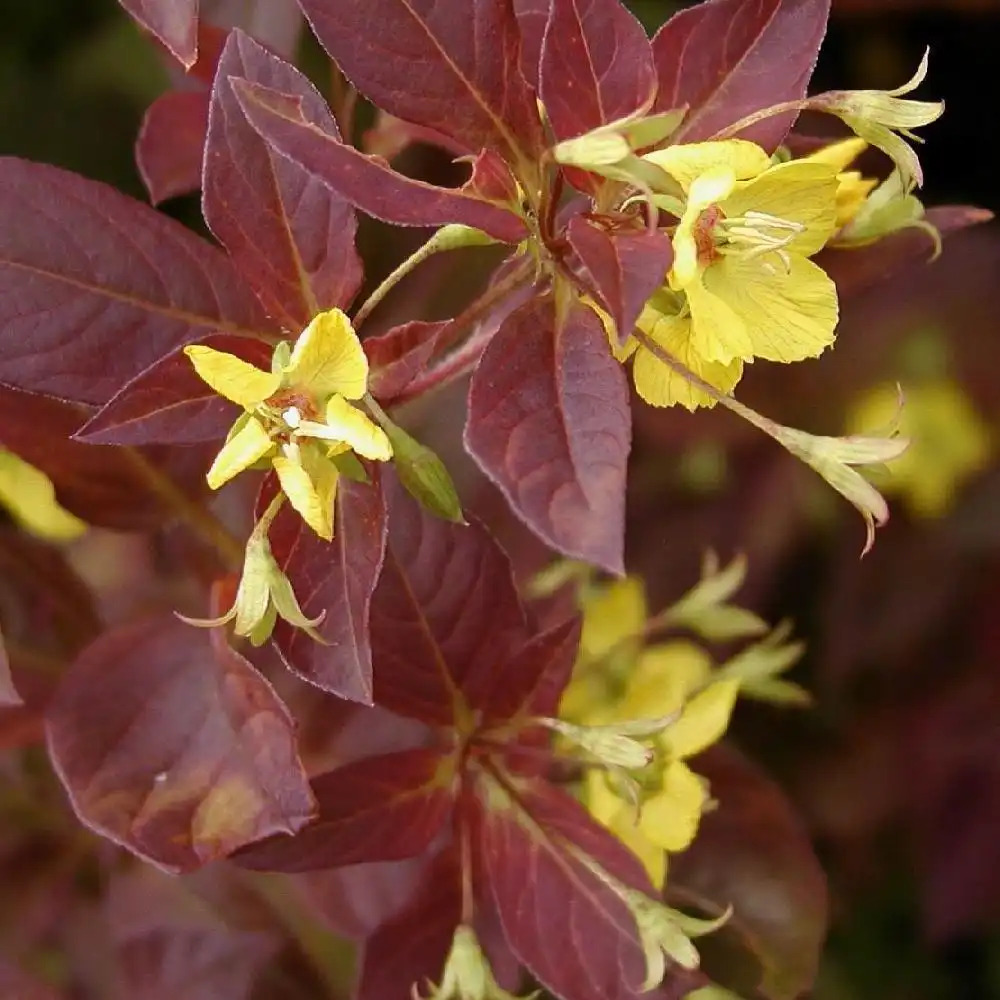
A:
632,139,840,408
584,642,738,889
186,309,392,540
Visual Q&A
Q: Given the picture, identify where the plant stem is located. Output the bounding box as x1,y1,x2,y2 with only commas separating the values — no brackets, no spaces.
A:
121,448,244,568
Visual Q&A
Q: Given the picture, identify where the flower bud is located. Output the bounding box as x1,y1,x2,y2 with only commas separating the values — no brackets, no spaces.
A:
413,925,536,1000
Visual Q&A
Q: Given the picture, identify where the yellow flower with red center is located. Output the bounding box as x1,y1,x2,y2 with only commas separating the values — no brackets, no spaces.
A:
186,308,391,540
628,139,840,409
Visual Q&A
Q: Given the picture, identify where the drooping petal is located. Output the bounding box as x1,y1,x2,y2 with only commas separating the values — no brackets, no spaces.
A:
579,576,647,662
310,395,393,461
184,345,280,407
633,311,743,410
684,278,755,362
0,450,86,540
273,445,339,540
705,254,838,363
607,804,666,890
664,679,739,761
617,641,714,721
721,160,839,256
644,140,770,191
284,308,369,400
206,416,274,489
637,761,708,853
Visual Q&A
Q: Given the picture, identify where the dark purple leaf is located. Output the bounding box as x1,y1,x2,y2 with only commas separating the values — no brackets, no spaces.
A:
821,205,994,300
567,219,673,345
540,0,657,141
205,31,363,328
357,850,462,1000
0,158,273,405
669,746,828,1000
137,91,210,205
235,748,455,871
76,335,271,446
269,474,388,704
0,387,208,530
47,617,316,873
298,0,544,160
231,80,528,242
653,0,831,150
465,295,631,575
364,321,446,405
120,0,199,68
472,616,581,726
478,777,672,1000
513,0,550,87
108,867,280,1000
370,477,529,725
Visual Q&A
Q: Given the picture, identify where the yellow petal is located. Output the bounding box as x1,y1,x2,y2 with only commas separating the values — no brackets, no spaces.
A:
0,450,86,541
638,761,708,853
800,136,868,174
833,171,879,228
684,278,755,362
704,254,838,363
643,140,770,191
320,396,393,461
721,160,839,256
184,345,280,407
273,446,339,540
285,309,369,400
579,577,647,662
206,417,274,489
618,641,714,721
665,679,738,760
606,804,667,889
633,310,743,410
584,769,626,828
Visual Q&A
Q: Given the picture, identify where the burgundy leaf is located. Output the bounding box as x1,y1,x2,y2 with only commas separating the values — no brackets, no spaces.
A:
202,0,303,58
137,91,210,205
370,477,529,725
365,320,446,405
205,32,363,329
0,626,20,708
0,158,272,406
478,777,663,1000
231,80,528,242
298,0,544,161
513,0,550,87
668,746,828,1000
567,219,673,346
108,867,280,1000
120,0,199,68
540,0,657,141
820,205,994,300
653,0,831,150
76,335,271,446
235,748,455,871
47,617,316,873
0,387,207,531
472,616,581,726
357,850,462,1000
465,295,631,575
270,475,388,703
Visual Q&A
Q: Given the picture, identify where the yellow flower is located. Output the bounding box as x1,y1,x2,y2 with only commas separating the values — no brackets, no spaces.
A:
0,450,86,541
584,642,738,888
186,309,391,540
846,378,991,518
799,136,878,228
632,140,840,408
